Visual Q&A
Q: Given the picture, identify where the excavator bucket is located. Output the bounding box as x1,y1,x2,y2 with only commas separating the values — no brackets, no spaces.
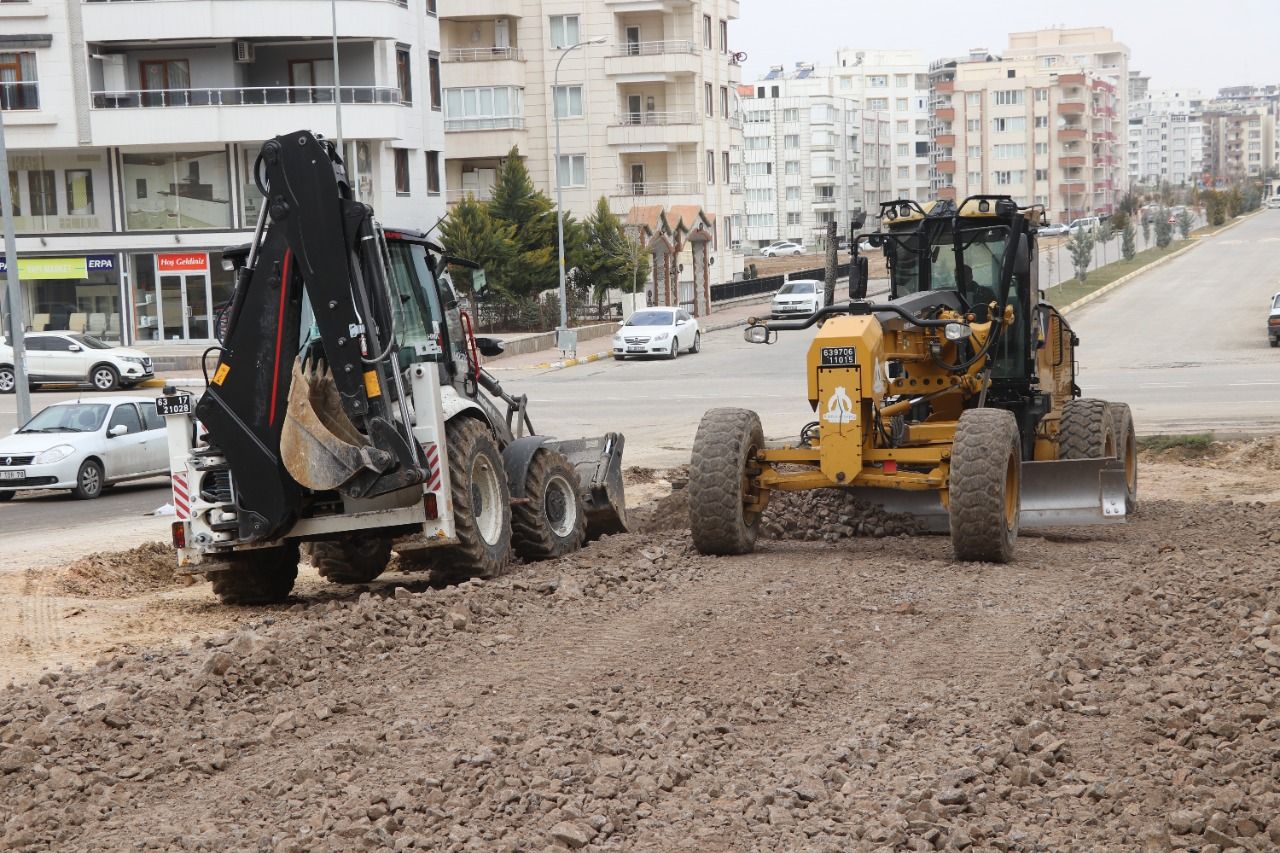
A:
545,432,628,539
844,457,1128,533
280,357,387,491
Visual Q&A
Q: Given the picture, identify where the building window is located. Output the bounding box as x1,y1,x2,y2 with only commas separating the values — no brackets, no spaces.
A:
993,143,1026,158
720,86,729,118
425,150,440,194
425,0,435,14
897,166,909,179
396,46,413,105
720,19,728,53
553,85,583,118
785,186,801,200
966,92,981,107
895,98,908,111
895,143,908,156
1035,142,1048,154
1034,116,1048,128
991,116,1026,133
28,170,55,216
394,149,410,195
967,145,981,159
784,134,799,149
0,52,38,110
867,98,888,111
1042,56,1057,68
994,90,1025,106
966,118,980,132
428,52,441,110
868,75,887,88
1034,168,1048,181
64,169,94,215
1035,89,1048,102
894,73,909,88
722,150,730,182
896,120,908,134
703,14,712,49
706,149,715,184
444,86,523,130
705,82,713,117
121,150,231,230
967,170,981,185
557,154,585,188
784,160,800,175
782,107,799,122
786,212,802,225
550,15,580,49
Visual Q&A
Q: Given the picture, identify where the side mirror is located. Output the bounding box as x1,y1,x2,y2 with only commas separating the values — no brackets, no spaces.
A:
849,256,869,300
474,336,504,358
744,324,771,344
67,344,82,352
108,424,128,437
471,268,489,299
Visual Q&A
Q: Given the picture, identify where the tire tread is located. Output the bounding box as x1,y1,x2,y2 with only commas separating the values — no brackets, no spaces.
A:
689,408,764,556
949,408,1021,563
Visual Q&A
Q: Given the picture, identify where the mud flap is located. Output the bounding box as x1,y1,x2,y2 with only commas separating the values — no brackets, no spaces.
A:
545,433,628,538
844,457,1128,533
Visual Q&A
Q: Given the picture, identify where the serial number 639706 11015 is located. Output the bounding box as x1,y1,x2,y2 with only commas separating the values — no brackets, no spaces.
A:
820,346,856,367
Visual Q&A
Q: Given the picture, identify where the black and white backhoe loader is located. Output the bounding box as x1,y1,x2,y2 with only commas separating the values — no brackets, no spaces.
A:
160,130,626,604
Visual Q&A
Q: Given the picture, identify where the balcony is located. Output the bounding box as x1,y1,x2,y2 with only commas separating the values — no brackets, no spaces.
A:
934,107,955,121
1059,155,1087,167
88,85,405,145
606,111,699,150
438,0,522,18
1058,73,1086,86
1059,182,1086,194
934,158,956,174
1058,128,1087,142
444,116,526,158
936,187,957,201
446,47,524,62
441,48,525,87
446,187,493,205
1057,101,1086,115
611,181,700,197
933,134,955,147
84,0,410,42
604,40,699,81
934,80,954,93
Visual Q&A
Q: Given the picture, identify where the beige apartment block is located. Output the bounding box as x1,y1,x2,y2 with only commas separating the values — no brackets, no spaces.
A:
438,0,744,285
1203,108,1277,181
929,51,1123,223
1127,89,1205,188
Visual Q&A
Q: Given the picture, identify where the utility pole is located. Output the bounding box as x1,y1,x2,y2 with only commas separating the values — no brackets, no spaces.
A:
823,220,837,307
0,111,30,423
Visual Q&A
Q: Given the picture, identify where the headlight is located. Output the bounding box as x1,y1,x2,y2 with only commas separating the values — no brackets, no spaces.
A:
612,335,622,344
121,356,145,365
653,332,670,341
34,444,75,464
944,322,972,341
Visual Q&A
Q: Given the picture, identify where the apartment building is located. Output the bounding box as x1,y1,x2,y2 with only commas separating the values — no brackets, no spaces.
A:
737,92,865,251
1,0,443,347
928,29,1128,223
1201,86,1279,181
438,0,744,285
1127,88,1205,187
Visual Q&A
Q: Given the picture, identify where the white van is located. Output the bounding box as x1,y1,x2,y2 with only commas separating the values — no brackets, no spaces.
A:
1065,216,1101,234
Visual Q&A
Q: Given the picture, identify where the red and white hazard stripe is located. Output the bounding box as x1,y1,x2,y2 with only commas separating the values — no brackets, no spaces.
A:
424,443,442,492
172,472,191,520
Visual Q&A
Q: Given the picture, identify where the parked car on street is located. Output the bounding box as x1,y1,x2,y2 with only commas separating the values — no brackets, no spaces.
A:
1037,222,1070,236
0,397,170,500
1266,196,1280,209
771,279,825,319
1065,216,1101,235
0,332,154,393
612,308,701,360
1269,292,1280,348
761,241,805,258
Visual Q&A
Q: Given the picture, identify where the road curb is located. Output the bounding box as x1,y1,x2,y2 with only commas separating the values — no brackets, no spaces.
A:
1060,210,1263,316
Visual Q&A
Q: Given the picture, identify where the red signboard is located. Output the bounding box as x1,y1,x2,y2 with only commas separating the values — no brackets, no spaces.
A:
156,252,209,273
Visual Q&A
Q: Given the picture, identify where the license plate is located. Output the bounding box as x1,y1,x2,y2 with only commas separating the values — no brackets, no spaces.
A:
820,346,857,366
156,393,192,416
0,470,23,481
627,347,646,353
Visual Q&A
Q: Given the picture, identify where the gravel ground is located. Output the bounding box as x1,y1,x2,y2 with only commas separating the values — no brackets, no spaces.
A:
2,475,1279,850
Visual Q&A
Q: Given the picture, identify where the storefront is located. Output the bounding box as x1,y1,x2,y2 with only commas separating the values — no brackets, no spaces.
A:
127,250,235,343
1,255,125,343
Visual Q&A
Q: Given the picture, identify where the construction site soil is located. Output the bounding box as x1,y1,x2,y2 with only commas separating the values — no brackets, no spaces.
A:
2,445,1279,852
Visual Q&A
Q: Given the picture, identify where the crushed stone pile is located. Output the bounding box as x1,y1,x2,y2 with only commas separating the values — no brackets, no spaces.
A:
761,488,921,541
0,498,1277,851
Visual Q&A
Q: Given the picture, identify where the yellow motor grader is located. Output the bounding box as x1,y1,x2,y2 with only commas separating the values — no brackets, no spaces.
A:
689,196,1135,562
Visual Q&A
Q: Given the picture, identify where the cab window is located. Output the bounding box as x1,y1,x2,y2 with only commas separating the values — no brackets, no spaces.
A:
385,241,444,361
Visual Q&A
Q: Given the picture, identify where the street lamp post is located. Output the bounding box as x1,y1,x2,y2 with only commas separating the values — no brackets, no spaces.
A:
552,36,605,353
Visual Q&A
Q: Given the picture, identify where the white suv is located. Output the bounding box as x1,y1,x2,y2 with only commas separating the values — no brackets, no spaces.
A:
0,332,154,393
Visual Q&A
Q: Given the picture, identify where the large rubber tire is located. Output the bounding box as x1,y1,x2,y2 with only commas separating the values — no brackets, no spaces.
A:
949,408,1021,564
1108,402,1138,513
690,332,701,354
512,447,587,562
71,459,104,500
689,408,765,556
437,417,512,580
210,543,299,605
1058,398,1116,460
308,537,393,584
90,364,119,392
0,365,14,394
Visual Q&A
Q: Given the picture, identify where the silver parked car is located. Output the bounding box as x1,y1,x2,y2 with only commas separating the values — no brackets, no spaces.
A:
0,397,169,500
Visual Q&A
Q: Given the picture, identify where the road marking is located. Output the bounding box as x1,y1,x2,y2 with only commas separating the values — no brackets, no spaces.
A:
1228,381,1280,386
1138,383,1190,388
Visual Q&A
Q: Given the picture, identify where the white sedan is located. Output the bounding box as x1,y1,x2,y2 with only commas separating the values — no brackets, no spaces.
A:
771,279,825,319
612,308,701,360
0,397,170,500
761,241,805,258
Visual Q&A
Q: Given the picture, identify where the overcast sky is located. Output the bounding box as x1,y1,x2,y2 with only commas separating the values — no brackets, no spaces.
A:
735,0,1279,96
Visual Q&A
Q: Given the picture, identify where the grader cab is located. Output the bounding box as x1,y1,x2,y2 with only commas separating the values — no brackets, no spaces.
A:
689,196,1135,563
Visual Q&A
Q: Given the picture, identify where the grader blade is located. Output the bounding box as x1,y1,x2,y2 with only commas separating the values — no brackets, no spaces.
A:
545,433,628,539
1018,458,1127,527
280,357,391,491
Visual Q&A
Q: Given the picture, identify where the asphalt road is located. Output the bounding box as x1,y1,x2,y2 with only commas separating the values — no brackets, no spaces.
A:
1070,208,1280,435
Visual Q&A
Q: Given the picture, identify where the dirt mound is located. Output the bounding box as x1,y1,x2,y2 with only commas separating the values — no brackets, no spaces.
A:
52,541,183,598
1141,433,1280,469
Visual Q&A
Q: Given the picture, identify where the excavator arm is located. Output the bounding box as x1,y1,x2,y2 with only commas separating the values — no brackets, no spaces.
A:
195,130,425,542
